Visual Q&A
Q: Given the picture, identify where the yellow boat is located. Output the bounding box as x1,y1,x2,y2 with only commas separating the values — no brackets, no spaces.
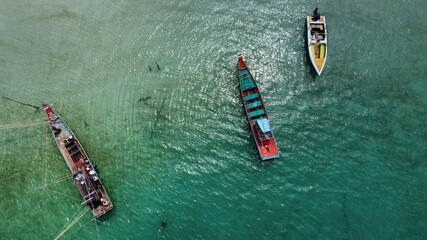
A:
307,13,327,75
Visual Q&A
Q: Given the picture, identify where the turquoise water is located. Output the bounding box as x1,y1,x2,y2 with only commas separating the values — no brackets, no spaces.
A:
1,0,426,239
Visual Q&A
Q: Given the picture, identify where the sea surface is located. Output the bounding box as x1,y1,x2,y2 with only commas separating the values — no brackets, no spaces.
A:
1,0,426,239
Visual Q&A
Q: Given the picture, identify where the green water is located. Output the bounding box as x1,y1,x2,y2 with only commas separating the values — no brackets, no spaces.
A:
1,0,426,239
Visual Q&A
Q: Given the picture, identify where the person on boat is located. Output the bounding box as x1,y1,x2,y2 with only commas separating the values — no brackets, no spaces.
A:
312,8,320,21
311,32,318,44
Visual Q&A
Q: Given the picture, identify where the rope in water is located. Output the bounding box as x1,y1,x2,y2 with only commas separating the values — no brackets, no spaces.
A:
46,188,81,202
0,121,47,130
33,176,73,191
95,217,100,240
56,205,85,235
54,208,89,240
61,218,96,240
1,96,40,109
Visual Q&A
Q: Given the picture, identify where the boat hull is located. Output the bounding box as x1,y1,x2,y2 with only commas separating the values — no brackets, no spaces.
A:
43,104,113,218
237,54,279,161
307,16,327,75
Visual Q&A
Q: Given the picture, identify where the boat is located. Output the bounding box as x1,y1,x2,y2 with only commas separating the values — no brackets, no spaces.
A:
307,9,328,75
237,54,280,161
43,104,113,218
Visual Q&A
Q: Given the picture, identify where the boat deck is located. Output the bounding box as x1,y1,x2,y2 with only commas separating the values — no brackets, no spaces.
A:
252,124,279,160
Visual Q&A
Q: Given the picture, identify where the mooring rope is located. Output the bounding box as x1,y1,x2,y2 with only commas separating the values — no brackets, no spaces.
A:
54,208,89,240
0,121,47,130
60,218,96,240
1,96,40,109
33,176,73,191
56,205,85,235
95,218,100,240
46,188,81,202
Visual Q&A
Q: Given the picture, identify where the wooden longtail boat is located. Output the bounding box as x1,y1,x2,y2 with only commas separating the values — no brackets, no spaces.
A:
43,104,113,218
237,54,280,161
307,12,328,75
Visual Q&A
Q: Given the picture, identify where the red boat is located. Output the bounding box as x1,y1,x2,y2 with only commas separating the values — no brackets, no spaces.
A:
43,104,113,218
237,54,280,161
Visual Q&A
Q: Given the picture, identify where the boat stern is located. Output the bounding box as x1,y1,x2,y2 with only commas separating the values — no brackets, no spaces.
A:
259,139,280,161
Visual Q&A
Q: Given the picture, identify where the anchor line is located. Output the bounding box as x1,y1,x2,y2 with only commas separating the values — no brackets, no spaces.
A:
33,176,73,191
0,121,47,130
54,208,89,240
61,218,96,240
95,217,100,240
45,188,81,202
1,96,40,109
56,204,85,235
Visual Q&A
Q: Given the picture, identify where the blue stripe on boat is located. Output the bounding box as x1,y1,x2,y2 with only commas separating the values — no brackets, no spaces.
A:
248,109,265,118
246,100,262,110
244,93,259,101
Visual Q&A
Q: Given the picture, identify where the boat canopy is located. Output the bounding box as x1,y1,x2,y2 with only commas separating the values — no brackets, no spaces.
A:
256,118,270,133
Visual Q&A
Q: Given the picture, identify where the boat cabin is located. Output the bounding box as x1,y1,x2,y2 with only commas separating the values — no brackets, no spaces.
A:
255,118,272,141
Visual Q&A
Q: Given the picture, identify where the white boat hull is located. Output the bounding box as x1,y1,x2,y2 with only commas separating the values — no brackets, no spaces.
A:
307,16,328,75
